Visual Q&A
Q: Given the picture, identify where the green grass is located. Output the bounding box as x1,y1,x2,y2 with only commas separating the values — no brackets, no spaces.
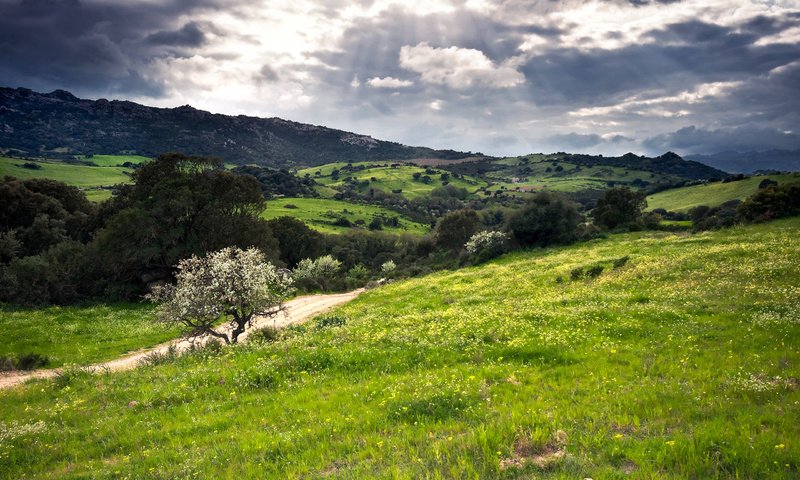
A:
261,197,429,235
2,218,799,478
647,173,800,212
80,155,151,167
0,303,179,368
299,162,488,199
0,157,134,202
486,157,677,194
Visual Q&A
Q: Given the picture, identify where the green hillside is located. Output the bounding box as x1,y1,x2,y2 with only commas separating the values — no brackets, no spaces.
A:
80,154,151,167
483,155,679,194
298,162,487,199
261,197,429,235
2,218,798,478
0,304,177,368
647,173,800,212
0,157,134,201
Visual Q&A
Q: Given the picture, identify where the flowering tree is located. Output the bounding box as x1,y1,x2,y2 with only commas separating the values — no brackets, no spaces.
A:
292,254,342,290
465,230,509,256
149,247,294,344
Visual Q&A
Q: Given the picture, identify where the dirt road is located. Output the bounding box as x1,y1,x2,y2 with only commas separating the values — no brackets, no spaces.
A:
0,289,363,390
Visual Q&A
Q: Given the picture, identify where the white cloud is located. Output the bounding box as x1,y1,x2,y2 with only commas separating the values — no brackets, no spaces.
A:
569,81,744,118
366,76,414,88
399,42,524,88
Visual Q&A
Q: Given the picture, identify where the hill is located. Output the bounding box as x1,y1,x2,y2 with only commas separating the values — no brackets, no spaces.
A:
2,218,798,478
260,197,429,235
686,150,800,173
428,153,727,204
647,173,800,212
0,87,482,168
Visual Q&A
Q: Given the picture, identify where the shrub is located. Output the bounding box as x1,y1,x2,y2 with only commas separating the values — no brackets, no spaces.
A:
586,265,604,278
464,230,509,262
0,353,50,371
381,260,397,275
570,267,583,281
434,209,481,251
508,192,583,247
249,326,280,343
612,256,630,269
738,182,800,222
293,255,343,291
315,315,346,329
591,187,647,230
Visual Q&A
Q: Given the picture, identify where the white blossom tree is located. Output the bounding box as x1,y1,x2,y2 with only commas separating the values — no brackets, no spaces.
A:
149,247,294,344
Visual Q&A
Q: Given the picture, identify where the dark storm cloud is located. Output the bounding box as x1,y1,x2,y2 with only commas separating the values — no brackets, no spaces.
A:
643,125,800,154
521,18,800,108
0,0,225,96
145,22,207,47
547,133,634,150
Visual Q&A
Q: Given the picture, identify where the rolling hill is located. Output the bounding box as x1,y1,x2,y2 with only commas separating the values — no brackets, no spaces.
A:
0,87,482,168
647,173,800,212
1,218,798,478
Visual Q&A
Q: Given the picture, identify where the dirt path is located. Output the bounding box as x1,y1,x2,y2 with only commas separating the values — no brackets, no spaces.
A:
0,289,363,390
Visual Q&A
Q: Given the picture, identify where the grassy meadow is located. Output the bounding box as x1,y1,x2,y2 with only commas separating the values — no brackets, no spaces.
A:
0,304,178,369
484,156,678,194
1,218,798,478
261,197,429,235
298,162,487,199
647,173,800,212
0,156,134,202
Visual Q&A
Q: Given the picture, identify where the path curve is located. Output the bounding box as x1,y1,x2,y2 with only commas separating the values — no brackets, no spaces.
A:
0,289,363,390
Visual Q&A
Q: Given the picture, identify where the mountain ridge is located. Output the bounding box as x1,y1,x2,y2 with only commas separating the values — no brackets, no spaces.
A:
0,87,482,168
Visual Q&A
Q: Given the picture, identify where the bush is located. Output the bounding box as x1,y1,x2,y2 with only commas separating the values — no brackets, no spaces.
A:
293,255,343,291
249,326,280,343
507,192,583,247
738,182,800,222
0,353,50,371
381,260,396,275
591,187,647,230
464,230,509,262
315,315,346,329
612,256,630,269
570,267,583,281
434,209,481,252
586,265,604,278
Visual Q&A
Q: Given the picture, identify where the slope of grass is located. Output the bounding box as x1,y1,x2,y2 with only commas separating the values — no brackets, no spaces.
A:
0,157,133,188
647,173,800,212
81,155,151,167
261,197,429,235
299,161,487,199
0,303,178,368
486,156,677,193
1,218,799,478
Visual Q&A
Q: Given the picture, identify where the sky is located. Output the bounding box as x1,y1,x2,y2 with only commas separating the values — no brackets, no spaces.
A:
1,0,799,157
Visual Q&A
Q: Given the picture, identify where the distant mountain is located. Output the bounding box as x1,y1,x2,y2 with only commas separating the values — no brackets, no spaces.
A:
0,87,481,168
561,151,727,180
685,150,800,174
441,151,728,182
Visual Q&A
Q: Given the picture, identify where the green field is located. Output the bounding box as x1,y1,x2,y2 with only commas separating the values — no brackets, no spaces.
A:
299,162,487,199
0,303,178,368
80,154,151,167
2,218,798,478
647,173,800,212
261,197,429,235
486,156,678,194
0,157,133,201
0,157,133,188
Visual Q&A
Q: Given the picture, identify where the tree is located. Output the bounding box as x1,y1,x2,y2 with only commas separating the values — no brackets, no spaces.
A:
90,153,279,293
507,192,583,247
591,187,647,230
434,209,481,251
267,216,324,268
149,247,294,344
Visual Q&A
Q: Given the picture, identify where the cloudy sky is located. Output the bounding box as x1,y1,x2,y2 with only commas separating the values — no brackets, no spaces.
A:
1,0,799,156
